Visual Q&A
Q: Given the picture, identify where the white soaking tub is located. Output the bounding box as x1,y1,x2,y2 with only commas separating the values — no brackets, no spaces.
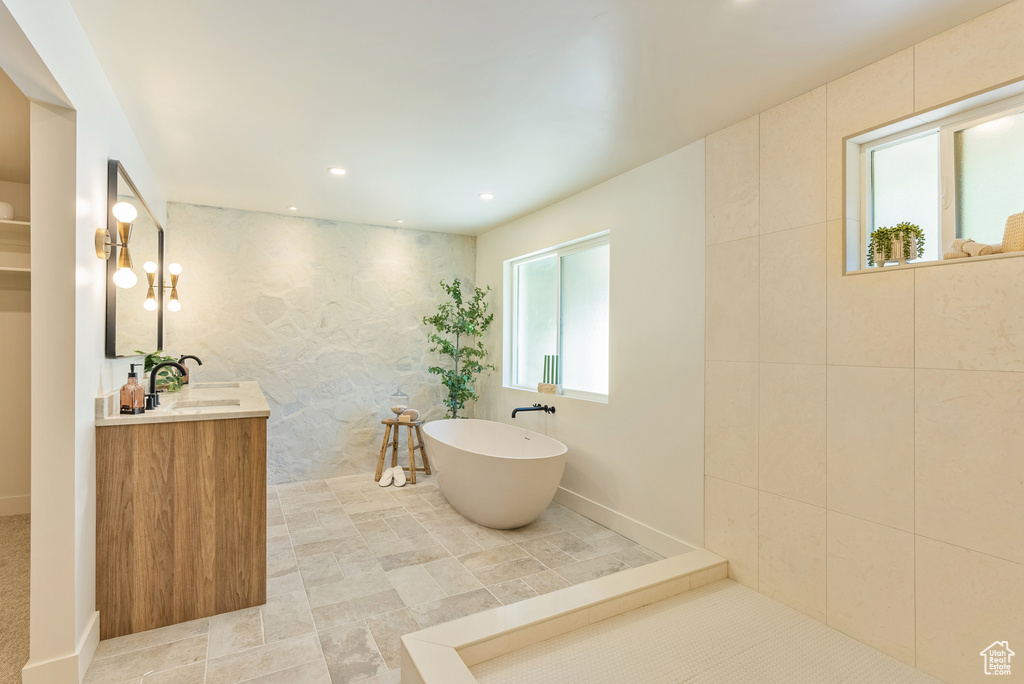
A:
421,419,567,529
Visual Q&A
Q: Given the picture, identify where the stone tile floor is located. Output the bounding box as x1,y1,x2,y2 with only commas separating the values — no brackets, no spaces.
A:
84,472,664,684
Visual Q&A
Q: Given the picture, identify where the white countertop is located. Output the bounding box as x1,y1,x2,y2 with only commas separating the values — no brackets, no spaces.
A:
96,380,270,426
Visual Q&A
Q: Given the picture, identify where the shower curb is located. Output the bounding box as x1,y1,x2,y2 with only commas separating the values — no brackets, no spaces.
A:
400,548,728,684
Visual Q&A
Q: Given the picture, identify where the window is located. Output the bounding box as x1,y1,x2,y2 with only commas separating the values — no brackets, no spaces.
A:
854,90,1024,271
508,233,609,400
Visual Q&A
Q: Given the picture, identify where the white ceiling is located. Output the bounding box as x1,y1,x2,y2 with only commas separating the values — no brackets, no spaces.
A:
69,0,1010,235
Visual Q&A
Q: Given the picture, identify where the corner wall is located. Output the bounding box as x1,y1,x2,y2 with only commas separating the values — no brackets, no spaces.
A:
702,3,1024,682
475,141,706,555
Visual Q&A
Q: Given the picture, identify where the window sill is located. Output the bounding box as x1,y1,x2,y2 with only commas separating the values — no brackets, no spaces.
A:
503,384,609,405
846,249,1024,276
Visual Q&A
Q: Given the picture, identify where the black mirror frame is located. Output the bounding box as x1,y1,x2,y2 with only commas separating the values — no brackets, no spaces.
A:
105,159,164,358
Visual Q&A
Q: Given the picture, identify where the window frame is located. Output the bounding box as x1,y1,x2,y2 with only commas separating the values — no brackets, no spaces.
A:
506,232,610,402
858,91,1024,271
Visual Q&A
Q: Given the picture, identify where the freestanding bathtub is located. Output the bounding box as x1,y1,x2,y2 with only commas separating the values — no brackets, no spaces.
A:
421,419,568,529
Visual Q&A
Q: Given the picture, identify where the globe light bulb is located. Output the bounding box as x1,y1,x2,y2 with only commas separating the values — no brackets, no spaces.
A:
112,201,138,223
143,297,158,311
143,261,157,274
168,299,181,312
113,267,138,288
168,263,182,276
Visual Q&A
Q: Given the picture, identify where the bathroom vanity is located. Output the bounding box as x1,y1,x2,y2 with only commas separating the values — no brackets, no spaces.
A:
94,381,270,639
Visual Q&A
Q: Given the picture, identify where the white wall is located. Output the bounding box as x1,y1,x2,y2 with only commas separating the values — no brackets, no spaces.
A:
0,274,30,516
0,0,166,681
475,141,706,555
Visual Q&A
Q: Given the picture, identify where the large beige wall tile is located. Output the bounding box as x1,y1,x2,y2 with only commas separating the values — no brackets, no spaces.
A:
915,257,1024,372
916,369,1024,564
759,363,825,507
759,224,826,364
704,476,758,589
916,537,1024,684
826,49,914,221
758,492,826,622
759,87,826,235
826,221,915,367
915,1,1024,111
706,237,758,362
706,116,759,246
826,511,915,665
705,361,758,488
826,366,914,532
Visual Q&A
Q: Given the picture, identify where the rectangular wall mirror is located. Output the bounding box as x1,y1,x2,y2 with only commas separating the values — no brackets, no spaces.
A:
106,159,164,358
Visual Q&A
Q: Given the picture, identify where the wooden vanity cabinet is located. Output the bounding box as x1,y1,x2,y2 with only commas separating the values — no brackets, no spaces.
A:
96,416,267,639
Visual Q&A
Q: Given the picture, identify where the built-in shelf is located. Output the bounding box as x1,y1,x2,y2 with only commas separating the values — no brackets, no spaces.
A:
846,249,1024,275
0,219,31,276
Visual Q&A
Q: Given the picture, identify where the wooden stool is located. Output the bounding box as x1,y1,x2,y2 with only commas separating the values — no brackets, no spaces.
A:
375,419,430,484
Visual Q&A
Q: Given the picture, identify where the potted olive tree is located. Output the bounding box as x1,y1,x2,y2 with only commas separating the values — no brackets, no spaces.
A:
867,222,925,267
422,279,494,419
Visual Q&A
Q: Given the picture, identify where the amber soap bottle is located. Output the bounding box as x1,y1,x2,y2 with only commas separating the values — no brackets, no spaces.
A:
120,363,146,415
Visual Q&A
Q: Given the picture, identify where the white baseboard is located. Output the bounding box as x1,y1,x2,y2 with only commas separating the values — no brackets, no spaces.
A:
78,611,100,681
0,494,30,516
22,611,100,684
553,486,698,558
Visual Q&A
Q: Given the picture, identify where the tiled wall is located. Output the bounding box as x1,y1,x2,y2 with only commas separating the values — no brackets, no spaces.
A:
703,3,1024,682
166,203,476,484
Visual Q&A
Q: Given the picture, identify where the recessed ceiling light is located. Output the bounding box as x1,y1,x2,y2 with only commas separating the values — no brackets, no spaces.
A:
329,167,347,176
395,219,404,224
479,192,494,200
288,206,298,211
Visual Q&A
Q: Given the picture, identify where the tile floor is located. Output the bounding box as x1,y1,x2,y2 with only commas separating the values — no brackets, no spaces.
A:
84,472,663,684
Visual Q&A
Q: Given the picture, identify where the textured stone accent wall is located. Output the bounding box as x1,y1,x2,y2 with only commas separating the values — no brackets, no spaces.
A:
165,203,477,484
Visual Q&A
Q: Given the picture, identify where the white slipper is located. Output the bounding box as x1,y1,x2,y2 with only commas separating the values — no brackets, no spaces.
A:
393,466,407,487
378,468,394,487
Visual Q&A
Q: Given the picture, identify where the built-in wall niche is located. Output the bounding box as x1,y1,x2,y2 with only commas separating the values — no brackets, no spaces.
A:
843,78,1024,275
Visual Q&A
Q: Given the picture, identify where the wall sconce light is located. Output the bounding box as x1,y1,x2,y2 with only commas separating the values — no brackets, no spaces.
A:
168,263,182,312
140,261,185,312
143,261,159,311
96,201,139,288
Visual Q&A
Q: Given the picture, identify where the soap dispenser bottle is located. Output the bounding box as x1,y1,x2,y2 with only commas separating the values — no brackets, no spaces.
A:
120,363,146,415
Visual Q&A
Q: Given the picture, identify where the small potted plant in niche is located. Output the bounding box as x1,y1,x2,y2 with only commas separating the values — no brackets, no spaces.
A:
135,350,185,392
867,222,925,267
422,279,494,419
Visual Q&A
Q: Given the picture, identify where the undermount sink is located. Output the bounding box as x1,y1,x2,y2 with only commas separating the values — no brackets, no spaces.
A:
171,399,241,409
189,382,241,390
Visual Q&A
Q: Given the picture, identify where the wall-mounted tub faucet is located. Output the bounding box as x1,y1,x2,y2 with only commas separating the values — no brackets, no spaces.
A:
512,403,555,419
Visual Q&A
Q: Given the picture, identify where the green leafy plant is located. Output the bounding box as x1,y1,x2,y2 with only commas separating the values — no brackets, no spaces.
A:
135,350,184,392
422,279,494,419
867,222,924,266
866,226,893,266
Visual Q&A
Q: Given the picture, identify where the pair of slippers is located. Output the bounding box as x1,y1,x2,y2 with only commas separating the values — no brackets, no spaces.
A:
378,467,407,487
